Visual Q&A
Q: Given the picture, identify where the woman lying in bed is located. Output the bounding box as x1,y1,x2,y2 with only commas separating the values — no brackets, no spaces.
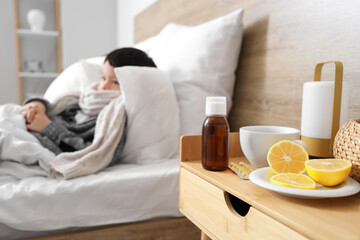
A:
20,48,157,178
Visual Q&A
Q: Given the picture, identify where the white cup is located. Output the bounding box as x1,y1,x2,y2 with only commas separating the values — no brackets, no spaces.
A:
239,126,301,168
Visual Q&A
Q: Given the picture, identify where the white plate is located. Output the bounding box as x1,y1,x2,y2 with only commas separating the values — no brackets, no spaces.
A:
249,167,360,199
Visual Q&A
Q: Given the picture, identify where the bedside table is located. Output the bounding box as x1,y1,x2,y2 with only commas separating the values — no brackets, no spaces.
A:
179,132,360,240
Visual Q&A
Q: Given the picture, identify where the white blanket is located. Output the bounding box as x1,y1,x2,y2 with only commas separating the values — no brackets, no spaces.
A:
0,158,182,239
0,94,126,180
0,104,54,178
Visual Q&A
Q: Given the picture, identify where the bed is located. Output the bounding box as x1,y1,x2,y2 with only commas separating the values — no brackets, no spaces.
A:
2,0,360,239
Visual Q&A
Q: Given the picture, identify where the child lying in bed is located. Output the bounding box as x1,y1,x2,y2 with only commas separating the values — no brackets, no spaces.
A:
21,47,157,169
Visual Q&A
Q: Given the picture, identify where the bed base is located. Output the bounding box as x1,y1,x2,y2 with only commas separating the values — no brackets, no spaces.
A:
24,217,200,240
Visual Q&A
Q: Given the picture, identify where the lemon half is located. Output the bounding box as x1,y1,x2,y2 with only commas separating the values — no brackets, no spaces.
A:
305,159,351,186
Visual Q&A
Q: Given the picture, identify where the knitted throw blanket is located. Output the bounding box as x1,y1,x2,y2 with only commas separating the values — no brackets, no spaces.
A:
48,95,126,180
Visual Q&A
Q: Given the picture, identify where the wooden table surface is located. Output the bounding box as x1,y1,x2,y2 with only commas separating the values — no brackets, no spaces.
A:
181,159,360,240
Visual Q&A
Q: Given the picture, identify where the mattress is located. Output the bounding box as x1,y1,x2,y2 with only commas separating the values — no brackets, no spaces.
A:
0,158,182,240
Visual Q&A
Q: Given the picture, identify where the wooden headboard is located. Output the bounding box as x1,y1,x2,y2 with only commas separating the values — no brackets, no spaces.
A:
135,0,360,132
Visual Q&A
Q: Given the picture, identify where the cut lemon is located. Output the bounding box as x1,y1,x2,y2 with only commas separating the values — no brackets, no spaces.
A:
305,159,351,186
270,173,316,189
267,140,309,174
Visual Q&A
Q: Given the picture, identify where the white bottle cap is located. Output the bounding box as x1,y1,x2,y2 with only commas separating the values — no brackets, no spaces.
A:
206,96,227,116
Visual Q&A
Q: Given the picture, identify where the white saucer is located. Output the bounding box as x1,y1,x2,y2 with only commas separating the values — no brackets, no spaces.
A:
249,167,360,199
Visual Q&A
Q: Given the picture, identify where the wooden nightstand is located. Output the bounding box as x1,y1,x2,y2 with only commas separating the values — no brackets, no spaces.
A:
179,132,360,240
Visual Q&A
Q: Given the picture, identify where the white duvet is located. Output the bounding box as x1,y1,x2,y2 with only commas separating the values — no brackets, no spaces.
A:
0,158,182,239
0,104,54,178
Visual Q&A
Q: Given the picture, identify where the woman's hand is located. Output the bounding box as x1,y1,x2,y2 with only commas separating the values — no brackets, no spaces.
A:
25,111,52,133
21,101,46,124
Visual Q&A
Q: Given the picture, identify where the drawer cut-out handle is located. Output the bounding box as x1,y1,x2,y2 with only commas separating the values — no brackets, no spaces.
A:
225,193,251,217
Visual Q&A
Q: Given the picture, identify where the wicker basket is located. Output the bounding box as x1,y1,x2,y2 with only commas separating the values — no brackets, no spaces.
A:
333,119,360,182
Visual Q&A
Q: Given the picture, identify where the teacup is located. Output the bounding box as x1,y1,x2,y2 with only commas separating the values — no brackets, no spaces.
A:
239,126,301,168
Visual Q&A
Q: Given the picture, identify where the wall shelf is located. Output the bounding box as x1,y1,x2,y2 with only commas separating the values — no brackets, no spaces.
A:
19,72,59,78
17,28,59,37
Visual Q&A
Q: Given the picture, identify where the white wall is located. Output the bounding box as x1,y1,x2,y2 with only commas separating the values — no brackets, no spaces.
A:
116,0,157,47
0,0,18,104
61,0,117,68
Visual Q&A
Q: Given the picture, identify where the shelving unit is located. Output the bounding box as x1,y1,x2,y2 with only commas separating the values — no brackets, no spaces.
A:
13,0,62,103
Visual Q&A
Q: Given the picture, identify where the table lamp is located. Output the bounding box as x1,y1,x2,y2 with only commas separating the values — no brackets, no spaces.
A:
300,61,349,157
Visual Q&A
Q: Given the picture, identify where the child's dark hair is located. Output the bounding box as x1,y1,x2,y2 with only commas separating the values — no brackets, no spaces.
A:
105,47,157,68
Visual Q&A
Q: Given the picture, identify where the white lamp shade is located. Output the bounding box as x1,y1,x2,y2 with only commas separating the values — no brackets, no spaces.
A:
301,81,349,139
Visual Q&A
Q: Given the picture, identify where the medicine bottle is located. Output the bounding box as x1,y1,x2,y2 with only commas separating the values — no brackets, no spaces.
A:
202,96,229,171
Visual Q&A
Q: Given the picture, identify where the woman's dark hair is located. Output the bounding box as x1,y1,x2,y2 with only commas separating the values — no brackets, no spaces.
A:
105,47,157,68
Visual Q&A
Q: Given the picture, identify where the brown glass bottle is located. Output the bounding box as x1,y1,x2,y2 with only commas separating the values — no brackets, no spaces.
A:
202,116,229,171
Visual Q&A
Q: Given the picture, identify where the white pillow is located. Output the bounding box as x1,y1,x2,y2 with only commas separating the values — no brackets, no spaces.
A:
134,35,157,56
147,9,244,136
44,58,104,103
115,66,180,164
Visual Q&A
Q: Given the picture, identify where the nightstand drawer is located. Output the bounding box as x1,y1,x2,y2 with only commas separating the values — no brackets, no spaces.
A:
179,168,307,240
